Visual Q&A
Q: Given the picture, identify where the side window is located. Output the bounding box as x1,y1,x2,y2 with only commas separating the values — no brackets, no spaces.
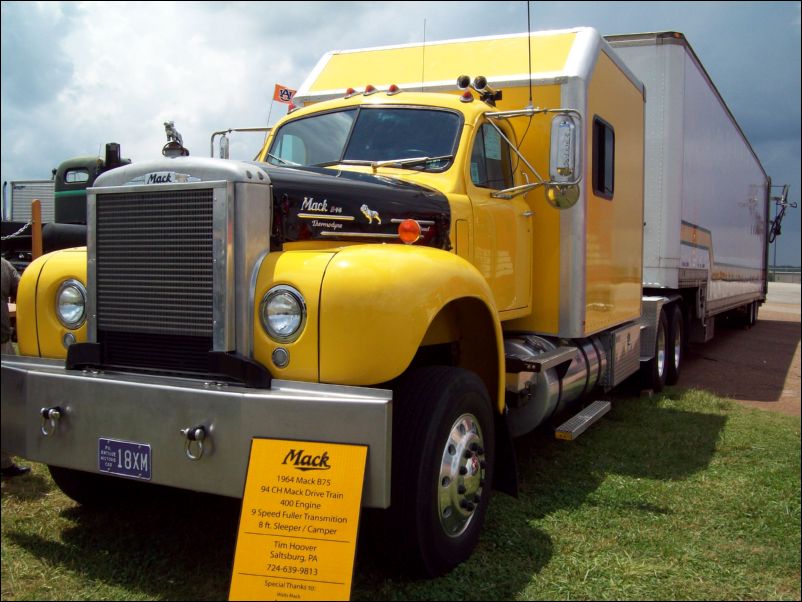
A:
592,117,615,199
274,134,307,165
64,169,90,184
470,124,513,190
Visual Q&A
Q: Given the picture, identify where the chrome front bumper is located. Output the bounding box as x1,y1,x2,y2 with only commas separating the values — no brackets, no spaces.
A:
1,355,392,508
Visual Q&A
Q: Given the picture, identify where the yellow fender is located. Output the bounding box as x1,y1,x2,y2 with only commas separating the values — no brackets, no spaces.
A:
252,250,334,383
319,245,505,411
16,248,88,358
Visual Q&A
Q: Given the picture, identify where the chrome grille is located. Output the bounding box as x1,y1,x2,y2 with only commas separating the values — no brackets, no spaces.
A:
95,188,214,372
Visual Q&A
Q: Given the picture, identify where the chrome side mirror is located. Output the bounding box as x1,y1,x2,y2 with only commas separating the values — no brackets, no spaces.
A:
547,114,581,209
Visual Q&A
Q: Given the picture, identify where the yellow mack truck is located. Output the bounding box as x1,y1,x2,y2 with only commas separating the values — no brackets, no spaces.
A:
1,29,775,576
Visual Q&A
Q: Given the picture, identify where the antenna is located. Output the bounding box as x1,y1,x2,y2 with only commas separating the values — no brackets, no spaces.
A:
421,18,427,92
527,1,533,109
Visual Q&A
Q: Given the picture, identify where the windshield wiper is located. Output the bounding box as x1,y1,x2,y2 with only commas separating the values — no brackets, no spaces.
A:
371,155,454,170
308,155,453,170
266,152,299,166
309,159,373,168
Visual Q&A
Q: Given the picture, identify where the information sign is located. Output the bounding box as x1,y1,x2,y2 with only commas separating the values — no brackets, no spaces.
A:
229,438,368,601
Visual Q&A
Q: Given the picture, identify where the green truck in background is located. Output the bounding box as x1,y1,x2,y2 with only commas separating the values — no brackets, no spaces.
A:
1,143,129,271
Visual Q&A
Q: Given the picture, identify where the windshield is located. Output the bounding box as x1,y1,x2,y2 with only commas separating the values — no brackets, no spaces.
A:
267,106,461,170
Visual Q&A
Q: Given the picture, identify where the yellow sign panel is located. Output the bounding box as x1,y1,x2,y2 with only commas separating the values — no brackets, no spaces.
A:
229,439,368,601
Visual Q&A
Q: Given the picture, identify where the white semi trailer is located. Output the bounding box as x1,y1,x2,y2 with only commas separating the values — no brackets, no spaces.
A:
607,32,771,383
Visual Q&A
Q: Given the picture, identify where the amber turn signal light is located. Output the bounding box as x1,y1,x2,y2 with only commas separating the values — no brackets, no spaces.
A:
398,219,421,244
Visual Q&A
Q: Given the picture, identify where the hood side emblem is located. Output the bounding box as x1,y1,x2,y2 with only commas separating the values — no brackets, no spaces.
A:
360,204,382,224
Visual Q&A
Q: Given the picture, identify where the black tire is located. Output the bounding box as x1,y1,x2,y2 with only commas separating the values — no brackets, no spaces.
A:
48,465,147,506
666,304,684,386
385,366,495,577
641,308,669,392
737,301,758,329
747,301,758,328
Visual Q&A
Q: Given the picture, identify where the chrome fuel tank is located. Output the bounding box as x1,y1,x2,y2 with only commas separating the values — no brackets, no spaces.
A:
504,334,607,437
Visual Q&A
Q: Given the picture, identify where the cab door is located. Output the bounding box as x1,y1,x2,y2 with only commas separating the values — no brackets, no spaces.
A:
465,121,532,314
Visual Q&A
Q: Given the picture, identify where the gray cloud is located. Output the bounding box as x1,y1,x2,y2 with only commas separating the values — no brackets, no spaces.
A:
0,2,77,107
2,1,799,264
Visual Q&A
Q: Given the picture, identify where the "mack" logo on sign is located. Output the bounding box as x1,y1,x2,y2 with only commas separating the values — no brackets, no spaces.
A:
282,448,332,471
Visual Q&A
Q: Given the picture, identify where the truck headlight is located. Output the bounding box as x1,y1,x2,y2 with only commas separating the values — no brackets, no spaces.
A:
56,279,87,329
260,285,306,342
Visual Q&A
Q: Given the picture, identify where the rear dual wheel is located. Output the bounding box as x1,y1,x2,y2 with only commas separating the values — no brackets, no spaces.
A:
642,304,684,391
666,305,684,386
642,309,668,392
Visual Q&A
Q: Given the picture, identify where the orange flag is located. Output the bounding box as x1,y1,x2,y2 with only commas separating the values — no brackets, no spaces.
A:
273,84,296,104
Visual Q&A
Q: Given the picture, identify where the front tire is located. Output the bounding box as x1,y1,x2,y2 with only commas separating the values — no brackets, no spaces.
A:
387,366,495,577
48,465,147,506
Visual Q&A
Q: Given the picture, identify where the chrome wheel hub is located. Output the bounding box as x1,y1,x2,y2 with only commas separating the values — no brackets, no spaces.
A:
438,413,486,538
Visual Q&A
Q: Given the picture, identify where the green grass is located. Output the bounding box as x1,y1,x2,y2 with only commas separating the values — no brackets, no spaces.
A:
2,388,800,600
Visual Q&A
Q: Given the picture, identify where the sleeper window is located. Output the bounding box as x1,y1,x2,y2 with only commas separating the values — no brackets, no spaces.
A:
593,117,615,199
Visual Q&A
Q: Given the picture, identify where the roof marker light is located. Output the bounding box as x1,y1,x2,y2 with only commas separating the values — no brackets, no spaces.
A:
387,84,401,95
364,84,378,95
460,90,474,103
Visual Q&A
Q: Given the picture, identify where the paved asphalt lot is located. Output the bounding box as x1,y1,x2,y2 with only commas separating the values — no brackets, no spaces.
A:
766,281,802,308
680,281,800,416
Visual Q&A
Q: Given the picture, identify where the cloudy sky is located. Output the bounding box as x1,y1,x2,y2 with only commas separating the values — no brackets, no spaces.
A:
2,1,800,265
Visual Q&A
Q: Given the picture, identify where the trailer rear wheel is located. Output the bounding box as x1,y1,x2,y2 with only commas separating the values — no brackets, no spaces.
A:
666,305,684,386
642,309,669,392
747,301,758,328
386,366,495,576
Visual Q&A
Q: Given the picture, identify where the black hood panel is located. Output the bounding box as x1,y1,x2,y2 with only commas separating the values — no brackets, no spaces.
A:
254,163,451,250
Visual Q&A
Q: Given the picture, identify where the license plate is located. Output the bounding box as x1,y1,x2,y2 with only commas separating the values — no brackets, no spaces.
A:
98,438,152,480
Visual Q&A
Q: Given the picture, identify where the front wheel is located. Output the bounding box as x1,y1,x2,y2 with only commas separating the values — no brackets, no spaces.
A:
387,366,495,576
48,465,147,506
